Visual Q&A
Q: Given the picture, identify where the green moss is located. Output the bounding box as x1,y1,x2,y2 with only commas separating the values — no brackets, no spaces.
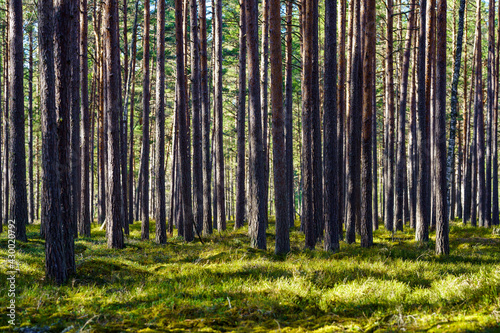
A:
0,221,499,332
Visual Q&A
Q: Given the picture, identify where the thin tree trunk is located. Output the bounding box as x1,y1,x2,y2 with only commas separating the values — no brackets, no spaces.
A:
435,0,448,255
247,0,267,249
261,0,269,221
141,0,151,240
270,0,289,254
200,0,212,235
361,0,375,247
324,0,339,251
235,0,247,230
445,0,466,223
155,0,167,244
485,0,495,227
191,0,203,234
285,0,294,228
395,0,415,231
385,0,395,232
176,0,194,242
493,0,500,226
104,0,125,249
28,29,34,225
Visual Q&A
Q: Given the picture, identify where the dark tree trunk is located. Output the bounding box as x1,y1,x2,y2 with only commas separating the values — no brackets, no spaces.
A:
79,0,91,237
8,0,27,242
345,0,361,244
493,0,500,226
104,0,124,249
176,0,195,242
214,0,226,232
71,0,81,239
0,38,3,233
285,0,294,228
446,0,466,223
141,0,150,240
324,0,339,251
200,0,212,235
235,0,246,230
361,0,375,247
409,33,417,229
435,0,448,254
416,0,430,241
384,0,395,232
261,0,269,222
485,0,495,228
270,0,289,255
28,29,34,225
3,40,9,231
55,0,74,270
395,0,415,232
191,0,203,234
338,0,346,238
39,0,67,284
155,0,167,244
247,0,267,249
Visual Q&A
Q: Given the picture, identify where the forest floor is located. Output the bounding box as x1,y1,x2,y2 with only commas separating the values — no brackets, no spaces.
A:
0,219,499,332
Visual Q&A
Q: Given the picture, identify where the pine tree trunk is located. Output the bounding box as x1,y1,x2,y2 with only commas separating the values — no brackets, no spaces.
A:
39,0,67,284
104,0,125,249
28,29,34,225
55,0,75,270
270,0,289,255
324,0,339,251
261,0,269,222
285,0,294,228
247,0,267,249
395,0,415,232
360,0,375,247
235,0,247,230
485,0,495,228
214,0,226,232
493,0,500,226
176,0,195,242
155,0,167,244
416,0,430,241
141,0,151,240
384,0,395,232
435,0,448,255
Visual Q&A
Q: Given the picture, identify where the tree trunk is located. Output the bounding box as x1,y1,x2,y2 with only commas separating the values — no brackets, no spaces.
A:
261,0,269,222
28,29,34,225
361,0,375,247
338,0,346,238
474,0,485,227
104,0,125,249
270,0,289,254
79,0,91,237
200,0,212,235
285,0,294,228
384,0,395,232
345,0,362,244
214,0,226,232
176,0,195,242
485,0,495,228
247,0,267,249
155,0,167,244
55,0,75,270
435,0,448,255
324,0,339,251
141,0,151,240
235,0,247,230
191,0,203,234
445,0,466,223
493,0,500,226
416,0,430,241
395,0,415,232
39,0,67,284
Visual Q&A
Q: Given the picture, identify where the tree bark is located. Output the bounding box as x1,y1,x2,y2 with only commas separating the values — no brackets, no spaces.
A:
176,0,195,242
214,0,226,232
247,0,267,249
361,0,375,247
435,0,448,255
28,29,34,225
270,0,289,255
39,0,67,284
485,0,495,227
324,0,339,251
155,0,167,244
285,0,294,228
235,0,247,230
141,0,151,240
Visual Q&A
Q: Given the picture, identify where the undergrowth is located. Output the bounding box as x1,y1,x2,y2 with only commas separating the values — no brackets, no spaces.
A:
0,219,499,332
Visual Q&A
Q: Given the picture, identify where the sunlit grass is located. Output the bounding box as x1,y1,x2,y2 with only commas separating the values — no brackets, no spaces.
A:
0,218,499,332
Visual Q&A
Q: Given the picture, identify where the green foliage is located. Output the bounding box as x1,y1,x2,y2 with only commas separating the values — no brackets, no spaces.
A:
0,221,499,332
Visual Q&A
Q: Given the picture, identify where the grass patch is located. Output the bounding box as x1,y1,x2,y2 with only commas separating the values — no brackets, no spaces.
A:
0,220,499,332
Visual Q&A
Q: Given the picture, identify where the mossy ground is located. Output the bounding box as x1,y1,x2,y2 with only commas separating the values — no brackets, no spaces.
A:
0,219,499,332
